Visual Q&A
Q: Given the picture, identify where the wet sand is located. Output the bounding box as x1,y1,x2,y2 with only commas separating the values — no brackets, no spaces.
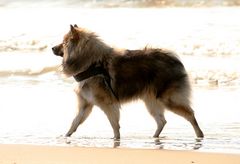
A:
0,144,239,164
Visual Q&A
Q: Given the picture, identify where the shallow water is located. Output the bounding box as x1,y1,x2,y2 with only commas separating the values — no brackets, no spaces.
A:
0,73,240,153
0,6,240,153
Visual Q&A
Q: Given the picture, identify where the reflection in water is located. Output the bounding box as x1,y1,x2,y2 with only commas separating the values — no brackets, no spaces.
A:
113,139,120,148
154,138,164,149
153,138,203,150
193,138,203,150
61,136,204,150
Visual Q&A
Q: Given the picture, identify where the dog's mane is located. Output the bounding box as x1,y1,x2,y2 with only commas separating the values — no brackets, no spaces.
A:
80,28,116,67
63,27,116,76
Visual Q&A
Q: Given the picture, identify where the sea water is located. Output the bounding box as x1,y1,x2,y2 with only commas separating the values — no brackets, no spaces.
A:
0,3,240,153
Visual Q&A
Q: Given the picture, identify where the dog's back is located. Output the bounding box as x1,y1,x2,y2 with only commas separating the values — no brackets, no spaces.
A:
110,48,188,101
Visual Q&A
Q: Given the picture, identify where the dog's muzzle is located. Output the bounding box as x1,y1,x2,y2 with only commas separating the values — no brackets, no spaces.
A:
52,44,63,57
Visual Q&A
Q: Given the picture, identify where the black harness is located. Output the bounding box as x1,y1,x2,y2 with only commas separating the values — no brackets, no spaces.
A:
73,64,118,100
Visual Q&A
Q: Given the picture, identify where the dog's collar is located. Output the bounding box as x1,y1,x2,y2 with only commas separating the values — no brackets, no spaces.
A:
73,65,105,82
73,64,118,100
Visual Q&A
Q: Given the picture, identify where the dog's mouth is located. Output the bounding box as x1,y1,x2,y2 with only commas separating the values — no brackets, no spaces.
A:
52,44,63,57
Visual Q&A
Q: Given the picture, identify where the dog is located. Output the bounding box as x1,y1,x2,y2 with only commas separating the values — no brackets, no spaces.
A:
52,24,204,139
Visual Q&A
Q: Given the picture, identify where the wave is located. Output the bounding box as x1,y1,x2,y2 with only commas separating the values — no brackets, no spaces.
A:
0,40,48,52
0,53,61,76
0,65,59,77
0,34,49,52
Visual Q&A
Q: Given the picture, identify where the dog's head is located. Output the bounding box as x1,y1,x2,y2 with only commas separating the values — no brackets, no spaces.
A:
52,24,79,58
52,24,92,76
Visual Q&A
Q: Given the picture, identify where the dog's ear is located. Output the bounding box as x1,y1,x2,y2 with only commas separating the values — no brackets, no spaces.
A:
70,24,79,40
74,24,78,28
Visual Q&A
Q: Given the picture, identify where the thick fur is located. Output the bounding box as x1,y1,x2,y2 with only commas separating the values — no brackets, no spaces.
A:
52,25,204,139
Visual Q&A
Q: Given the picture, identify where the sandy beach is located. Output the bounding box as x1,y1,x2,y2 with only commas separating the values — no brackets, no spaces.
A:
0,144,239,164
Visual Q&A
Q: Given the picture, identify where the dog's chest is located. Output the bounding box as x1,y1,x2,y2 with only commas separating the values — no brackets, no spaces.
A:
79,82,95,103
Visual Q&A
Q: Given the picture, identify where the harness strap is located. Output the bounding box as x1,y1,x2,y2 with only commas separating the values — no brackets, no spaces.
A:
73,65,118,100
73,65,104,82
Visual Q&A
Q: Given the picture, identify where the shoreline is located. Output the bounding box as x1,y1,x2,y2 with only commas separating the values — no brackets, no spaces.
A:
0,144,239,164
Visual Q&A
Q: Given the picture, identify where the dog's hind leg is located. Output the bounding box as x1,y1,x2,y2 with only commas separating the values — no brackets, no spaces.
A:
166,104,204,138
164,94,204,138
65,95,93,137
143,97,167,138
100,104,120,139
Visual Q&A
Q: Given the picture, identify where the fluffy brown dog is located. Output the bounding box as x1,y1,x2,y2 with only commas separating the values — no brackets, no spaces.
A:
52,25,204,139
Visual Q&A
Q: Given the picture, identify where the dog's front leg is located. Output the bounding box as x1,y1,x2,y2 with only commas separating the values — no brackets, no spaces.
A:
66,95,93,137
101,104,121,139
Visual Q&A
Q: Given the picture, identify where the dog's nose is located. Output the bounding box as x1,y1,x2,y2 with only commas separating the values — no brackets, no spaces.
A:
52,46,58,56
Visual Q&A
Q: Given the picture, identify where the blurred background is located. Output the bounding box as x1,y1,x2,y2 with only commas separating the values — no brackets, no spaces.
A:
0,0,240,152
1,0,240,7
